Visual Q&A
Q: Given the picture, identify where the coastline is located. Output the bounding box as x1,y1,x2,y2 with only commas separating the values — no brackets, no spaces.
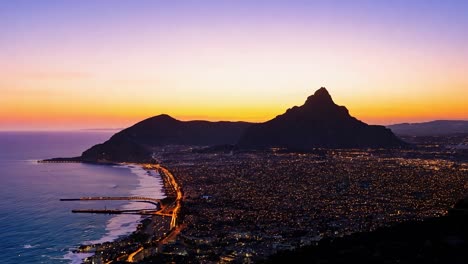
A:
71,163,182,263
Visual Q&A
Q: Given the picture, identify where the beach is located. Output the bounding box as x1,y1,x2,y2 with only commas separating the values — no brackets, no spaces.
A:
76,164,183,263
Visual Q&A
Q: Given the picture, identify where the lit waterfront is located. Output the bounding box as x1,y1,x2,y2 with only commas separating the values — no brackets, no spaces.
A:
157,147,467,263
57,146,468,263
68,164,184,263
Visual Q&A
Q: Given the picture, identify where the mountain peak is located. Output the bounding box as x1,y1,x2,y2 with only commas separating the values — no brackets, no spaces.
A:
152,114,177,121
315,87,330,96
304,87,334,107
238,86,406,149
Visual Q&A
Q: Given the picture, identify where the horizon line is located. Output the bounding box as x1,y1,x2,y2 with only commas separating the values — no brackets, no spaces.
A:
1,117,467,133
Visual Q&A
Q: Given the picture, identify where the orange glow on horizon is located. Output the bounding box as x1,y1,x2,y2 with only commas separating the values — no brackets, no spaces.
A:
1,2,467,130
1,86,466,131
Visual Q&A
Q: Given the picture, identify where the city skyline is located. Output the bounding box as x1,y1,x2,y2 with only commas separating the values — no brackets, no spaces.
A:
1,0,467,130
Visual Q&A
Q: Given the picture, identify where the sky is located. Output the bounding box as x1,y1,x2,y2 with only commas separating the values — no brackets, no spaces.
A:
1,0,467,130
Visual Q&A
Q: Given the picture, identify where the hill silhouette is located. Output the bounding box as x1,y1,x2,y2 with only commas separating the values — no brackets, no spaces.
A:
388,120,468,136
238,87,405,150
80,115,251,162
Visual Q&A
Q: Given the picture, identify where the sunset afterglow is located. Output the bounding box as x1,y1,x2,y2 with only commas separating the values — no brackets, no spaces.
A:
1,0,467,130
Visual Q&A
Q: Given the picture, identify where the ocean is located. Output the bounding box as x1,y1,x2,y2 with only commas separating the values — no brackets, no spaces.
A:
0,131,165,264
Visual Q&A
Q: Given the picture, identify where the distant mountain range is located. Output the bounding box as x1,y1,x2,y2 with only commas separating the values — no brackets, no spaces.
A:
59,87,409,162
387,120,468,136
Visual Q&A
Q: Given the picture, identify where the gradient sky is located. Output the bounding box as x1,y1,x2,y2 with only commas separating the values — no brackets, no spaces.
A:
1,0,467,130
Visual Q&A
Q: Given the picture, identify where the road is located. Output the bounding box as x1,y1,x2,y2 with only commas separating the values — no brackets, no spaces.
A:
126,163,184,262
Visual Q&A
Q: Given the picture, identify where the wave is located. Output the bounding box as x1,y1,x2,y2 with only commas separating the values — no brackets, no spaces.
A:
23,244,38,249
63,251,94,264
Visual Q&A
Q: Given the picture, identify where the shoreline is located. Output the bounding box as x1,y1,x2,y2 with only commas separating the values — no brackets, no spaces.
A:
73,163,183,263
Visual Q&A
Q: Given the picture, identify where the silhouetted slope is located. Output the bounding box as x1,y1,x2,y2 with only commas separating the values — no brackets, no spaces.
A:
264,213,468,264
238,88,405,149
80,115,251,162
81,137,153,163
388,120,468,136
115,114,251,146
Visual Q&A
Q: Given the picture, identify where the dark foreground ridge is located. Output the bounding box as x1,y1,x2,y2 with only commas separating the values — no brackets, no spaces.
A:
238,87,406,150
264,200,468,264
48,87,406,162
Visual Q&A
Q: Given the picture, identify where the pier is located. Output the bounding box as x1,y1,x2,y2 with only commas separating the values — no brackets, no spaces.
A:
71,209,158,215
38,160,82,163
61,196,161,215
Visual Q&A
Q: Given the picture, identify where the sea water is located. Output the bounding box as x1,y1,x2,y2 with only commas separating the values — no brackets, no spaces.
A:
0,131,165,263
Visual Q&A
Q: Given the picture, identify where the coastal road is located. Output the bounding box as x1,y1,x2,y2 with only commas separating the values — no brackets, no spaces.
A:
154,165,182,229
125,164,185,262
127,247,143,262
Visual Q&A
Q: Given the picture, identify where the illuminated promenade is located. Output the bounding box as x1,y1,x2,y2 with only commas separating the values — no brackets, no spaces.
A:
124,164,184,263
154,164,183,229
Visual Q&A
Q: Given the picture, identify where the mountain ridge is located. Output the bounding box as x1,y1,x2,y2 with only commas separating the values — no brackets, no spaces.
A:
50,87,409,162
79,115,252,162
